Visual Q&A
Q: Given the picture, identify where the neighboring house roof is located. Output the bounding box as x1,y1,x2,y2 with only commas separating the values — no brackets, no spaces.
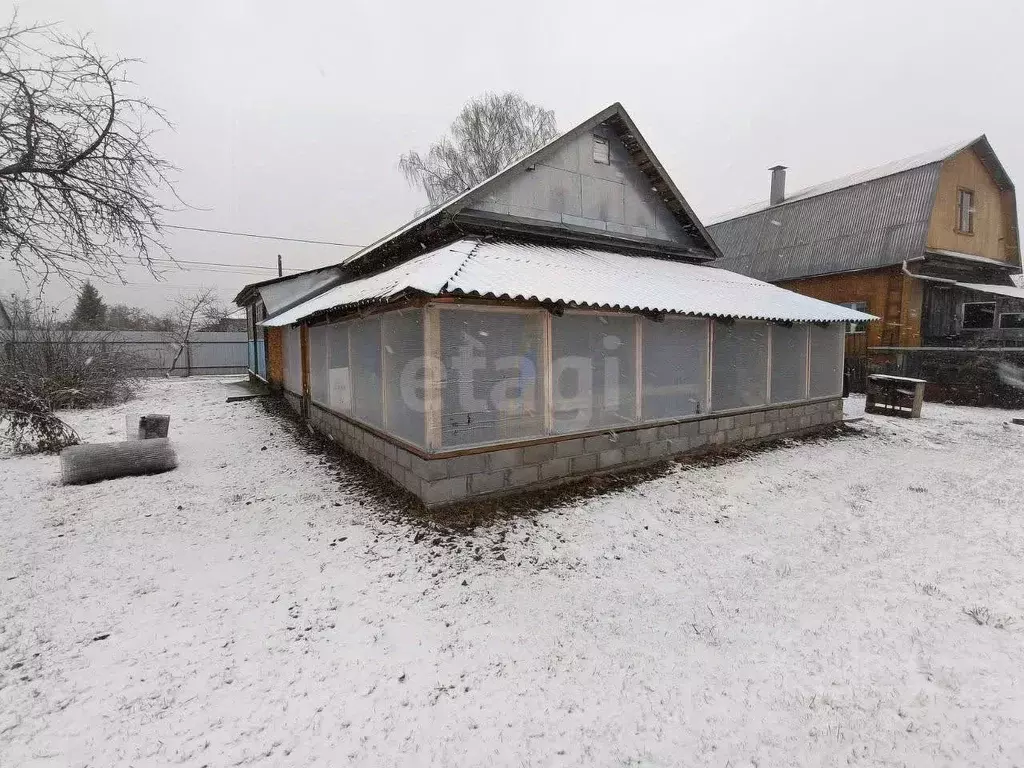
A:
925,248,1019,270
708,135,1015,283
0,298,10,330
262,238,872,327
236,102,722,309
954,282,1024,300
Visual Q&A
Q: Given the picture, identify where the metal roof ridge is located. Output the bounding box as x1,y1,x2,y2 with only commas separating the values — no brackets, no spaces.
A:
439,239,485,293
708,136,982,225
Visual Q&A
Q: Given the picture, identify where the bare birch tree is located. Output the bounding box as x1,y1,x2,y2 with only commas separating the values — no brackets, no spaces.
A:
0,13,177,283
165,288,218,377
399,92,557,208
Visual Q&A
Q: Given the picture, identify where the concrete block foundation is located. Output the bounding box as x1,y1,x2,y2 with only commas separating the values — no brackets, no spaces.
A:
291,398,845,508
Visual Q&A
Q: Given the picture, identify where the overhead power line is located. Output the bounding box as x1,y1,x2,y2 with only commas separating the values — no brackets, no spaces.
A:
145,256,304,273
164,223,365,249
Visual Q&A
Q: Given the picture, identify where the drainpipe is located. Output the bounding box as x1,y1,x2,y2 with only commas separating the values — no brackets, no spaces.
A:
901,260,958,286
902,261,963,348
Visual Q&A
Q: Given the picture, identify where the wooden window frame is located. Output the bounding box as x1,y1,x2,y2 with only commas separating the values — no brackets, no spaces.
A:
592,135,610,165
956,187,975,236
998,312,1024,329
962,301,996,330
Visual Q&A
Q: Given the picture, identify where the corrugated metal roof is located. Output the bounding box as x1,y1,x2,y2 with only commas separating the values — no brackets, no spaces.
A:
709,162,942,283
262,241,478,326
239,103,726,309
706,136,1017,283
262,239,872,327
258,268,343,315
706,139,975,225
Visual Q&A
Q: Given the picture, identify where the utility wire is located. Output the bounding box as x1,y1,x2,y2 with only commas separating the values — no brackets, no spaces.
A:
145,257,304,272
164,223,364,249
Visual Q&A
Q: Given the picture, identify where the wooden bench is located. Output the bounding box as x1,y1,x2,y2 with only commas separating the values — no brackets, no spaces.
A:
865,374,926,418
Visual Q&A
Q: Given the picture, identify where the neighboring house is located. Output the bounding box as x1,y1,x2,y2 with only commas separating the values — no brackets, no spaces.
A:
234,103,866,507
708,137,1024,367
0,298,11,330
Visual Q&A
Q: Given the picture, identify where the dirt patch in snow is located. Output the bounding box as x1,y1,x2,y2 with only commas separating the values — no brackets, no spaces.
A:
261,392,868,531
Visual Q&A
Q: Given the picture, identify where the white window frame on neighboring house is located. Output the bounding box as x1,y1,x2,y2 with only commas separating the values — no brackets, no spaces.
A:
841,301,869,334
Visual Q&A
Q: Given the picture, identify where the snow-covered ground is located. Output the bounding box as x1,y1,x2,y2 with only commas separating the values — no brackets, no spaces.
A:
2,378,1023,767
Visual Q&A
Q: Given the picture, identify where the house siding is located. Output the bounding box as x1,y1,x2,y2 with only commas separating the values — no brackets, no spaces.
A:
927,149,1016,264
463,125,695,249
777,266,922,357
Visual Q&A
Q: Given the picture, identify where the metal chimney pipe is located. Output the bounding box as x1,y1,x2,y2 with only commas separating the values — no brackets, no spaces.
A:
769,165,787,206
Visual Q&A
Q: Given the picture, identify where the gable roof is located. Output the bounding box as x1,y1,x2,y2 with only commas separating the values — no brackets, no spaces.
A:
707,135,1015,283
235,102,723,309
339,102,723,276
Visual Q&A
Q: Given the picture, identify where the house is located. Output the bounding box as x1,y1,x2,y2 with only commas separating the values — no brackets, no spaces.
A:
708,138,1024,378
234,103,868,507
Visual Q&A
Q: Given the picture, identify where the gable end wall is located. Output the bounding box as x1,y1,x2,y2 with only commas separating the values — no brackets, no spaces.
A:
464,124,695,248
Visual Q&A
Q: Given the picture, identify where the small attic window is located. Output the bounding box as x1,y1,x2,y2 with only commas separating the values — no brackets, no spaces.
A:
592,135,610,165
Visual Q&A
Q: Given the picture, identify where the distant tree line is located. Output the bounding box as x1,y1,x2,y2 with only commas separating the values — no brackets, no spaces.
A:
59,281,237,332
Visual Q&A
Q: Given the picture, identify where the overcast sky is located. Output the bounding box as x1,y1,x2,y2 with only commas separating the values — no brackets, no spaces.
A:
4,0,1023,314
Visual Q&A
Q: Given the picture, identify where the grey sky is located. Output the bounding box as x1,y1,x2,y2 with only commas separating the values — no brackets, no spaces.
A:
4,0,1022,313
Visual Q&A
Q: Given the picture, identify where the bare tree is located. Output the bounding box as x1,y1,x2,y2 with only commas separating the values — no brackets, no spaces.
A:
0,13,177,283
165,288,218,377
399,92,557,208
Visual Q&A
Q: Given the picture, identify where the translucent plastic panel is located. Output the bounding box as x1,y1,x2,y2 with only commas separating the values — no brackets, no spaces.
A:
308,324,329,406
439,309,545,448
551,313,637,434
770,324,808,404
382,309,425,447
711,320,769,411
809,324,845,397
326,322,352,413
282,325,303,394
350,317,383,428
641,316,708,420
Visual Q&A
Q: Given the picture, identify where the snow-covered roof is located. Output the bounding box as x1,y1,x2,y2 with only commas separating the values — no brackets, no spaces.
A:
925,249,1020,269
262,239,873,327
955,282,1024,300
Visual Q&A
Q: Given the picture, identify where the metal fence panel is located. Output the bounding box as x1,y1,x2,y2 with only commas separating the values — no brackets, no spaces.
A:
0,330,248,376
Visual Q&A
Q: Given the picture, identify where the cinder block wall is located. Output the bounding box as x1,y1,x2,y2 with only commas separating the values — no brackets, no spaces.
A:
289,397,844,507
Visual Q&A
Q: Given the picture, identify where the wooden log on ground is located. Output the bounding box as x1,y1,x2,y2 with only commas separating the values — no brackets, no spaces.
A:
60,438,178,485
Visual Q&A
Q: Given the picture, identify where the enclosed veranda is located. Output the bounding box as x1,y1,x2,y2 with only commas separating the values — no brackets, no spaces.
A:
259,240,870,505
